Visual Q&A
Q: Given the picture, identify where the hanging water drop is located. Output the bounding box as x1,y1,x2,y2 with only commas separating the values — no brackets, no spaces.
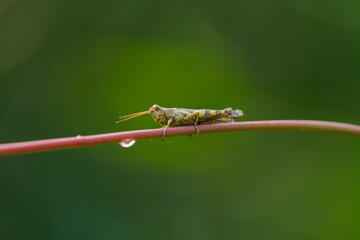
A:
119,139,136,148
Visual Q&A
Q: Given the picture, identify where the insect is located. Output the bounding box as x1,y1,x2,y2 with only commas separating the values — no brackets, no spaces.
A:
116,105,244,139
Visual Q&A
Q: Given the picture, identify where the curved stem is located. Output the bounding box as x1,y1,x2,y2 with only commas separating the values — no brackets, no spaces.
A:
1,120,359,156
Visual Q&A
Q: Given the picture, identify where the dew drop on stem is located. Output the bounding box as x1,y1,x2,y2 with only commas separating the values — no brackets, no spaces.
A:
119,139,136,148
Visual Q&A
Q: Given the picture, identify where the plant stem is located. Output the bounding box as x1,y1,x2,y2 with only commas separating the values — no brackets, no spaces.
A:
1,120,359,156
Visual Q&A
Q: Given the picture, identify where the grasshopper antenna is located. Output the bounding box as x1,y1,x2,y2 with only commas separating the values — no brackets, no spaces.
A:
116,110,150,123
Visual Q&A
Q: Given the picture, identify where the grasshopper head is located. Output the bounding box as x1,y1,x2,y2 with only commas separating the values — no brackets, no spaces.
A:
149,104,167,125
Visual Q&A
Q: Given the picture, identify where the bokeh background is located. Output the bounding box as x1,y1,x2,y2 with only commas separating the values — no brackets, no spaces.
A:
1,0,360,239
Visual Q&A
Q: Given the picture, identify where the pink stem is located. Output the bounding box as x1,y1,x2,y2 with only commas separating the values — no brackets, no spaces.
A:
1,120,359,156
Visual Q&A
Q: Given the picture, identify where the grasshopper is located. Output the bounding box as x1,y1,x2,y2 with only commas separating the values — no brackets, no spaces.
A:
116,105,244,139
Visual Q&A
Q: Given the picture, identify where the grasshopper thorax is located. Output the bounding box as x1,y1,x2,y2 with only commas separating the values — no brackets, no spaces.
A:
149,105,167,125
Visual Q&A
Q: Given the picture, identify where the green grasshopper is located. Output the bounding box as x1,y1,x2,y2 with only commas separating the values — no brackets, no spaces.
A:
116,105,244,139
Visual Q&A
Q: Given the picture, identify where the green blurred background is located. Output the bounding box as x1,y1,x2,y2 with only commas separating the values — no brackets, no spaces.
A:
1,0,360,239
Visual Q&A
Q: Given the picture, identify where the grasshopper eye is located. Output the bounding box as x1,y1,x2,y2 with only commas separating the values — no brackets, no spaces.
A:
152,105,160,111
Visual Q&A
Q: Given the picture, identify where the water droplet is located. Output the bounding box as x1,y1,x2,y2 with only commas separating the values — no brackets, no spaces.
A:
76,135,82,139
119,139,136,148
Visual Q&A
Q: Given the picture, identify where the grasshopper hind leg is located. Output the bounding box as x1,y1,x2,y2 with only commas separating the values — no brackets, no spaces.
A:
202,117,234,124
182,111,201,136
194,115,200,134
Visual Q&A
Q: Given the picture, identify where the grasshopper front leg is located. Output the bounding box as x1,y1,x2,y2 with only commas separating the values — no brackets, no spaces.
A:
161,119,173,140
